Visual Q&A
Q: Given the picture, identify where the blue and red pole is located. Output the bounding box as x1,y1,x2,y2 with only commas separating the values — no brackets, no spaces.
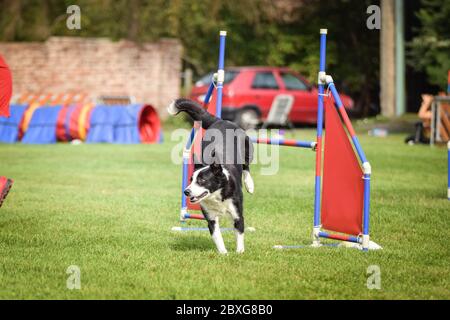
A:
313,29,327,245
179,31,227,221
251,137,316,149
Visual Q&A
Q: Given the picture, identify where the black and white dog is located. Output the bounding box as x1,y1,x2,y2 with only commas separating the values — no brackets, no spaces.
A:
168,99,254,254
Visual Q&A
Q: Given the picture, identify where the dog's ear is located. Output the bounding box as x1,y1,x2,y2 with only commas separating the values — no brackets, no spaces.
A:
210,163,222,175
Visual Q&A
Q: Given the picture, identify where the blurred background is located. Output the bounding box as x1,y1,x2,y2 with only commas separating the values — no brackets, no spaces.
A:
0,0,449,141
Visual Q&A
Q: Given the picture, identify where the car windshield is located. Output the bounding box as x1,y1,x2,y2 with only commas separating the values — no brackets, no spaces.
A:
280,72,308,90
195,70,239,86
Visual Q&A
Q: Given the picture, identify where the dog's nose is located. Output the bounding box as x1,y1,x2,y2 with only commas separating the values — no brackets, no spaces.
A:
184,188,191,197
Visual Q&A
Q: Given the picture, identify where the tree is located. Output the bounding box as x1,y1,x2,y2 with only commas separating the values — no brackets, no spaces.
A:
0,0,381,115
409,0,450,91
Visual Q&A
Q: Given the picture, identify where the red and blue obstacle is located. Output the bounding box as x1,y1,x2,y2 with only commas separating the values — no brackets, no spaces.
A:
177,31,228,223
276,29,380,251
250,137,316,149
173,29,380,251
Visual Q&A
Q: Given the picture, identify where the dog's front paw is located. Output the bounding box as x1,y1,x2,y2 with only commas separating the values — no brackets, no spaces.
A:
236,248,245,254
218,249,228,255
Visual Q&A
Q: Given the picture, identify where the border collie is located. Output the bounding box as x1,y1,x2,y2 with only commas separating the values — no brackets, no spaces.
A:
168,99,254,254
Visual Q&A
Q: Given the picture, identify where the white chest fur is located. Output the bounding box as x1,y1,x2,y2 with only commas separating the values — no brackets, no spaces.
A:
201,190,239,220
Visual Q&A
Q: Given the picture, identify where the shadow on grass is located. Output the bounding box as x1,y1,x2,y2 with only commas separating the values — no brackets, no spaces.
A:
170,234,214,252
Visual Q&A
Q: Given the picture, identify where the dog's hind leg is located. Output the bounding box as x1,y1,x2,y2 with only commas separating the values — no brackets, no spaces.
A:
233,217,245,254
205,215,228,255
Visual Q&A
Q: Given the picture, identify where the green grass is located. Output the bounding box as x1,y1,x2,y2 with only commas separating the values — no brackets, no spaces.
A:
0,127,449,299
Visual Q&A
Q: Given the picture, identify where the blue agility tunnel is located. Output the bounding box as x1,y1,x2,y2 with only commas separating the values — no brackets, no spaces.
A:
87,104,161,144
0,104,28,143
0,103,161,144
22,106,63,144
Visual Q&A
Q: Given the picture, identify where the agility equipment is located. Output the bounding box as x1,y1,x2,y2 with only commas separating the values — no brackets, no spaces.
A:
172,31,257,231
56,103,93,142
173,31,318,231
271,29,379,251
86,104,161,144
0,55,12,118
0,102,161,144
172,29,379,250
22,105,63,144
173,31,227,224
0,105,27,143
430,96,450,145
0,176,13,208
251,137,316,149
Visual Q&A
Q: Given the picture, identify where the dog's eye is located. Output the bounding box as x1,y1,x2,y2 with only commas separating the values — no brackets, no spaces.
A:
197,178,205,183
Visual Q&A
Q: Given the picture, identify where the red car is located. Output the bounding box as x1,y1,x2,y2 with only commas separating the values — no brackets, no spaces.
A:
190,66,354,129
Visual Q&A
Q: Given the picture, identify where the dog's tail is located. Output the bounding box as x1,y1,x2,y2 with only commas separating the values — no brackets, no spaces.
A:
167,98,218,129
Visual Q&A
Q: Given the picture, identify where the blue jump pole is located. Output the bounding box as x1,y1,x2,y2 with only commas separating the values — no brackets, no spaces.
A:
178,30,227,223
312,29,327,246
215,31,227,118
204,82,215,105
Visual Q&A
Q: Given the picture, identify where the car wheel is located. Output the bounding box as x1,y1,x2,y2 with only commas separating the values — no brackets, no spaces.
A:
236,108,261,130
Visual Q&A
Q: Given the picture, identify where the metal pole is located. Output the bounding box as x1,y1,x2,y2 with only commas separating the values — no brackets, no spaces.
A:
395,0,405,116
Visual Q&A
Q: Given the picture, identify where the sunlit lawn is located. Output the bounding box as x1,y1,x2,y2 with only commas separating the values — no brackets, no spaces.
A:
0,125,448,299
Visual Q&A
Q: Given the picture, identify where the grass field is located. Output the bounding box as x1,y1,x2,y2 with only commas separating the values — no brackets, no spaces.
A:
0,123,449,299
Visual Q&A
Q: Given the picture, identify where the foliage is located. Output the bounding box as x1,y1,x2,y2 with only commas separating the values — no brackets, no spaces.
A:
408,0,450,90
0,0,381,114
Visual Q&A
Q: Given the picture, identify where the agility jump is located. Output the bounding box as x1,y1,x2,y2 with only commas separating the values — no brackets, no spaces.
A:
172,29,380,250
271,29,380,251
171,30,313,232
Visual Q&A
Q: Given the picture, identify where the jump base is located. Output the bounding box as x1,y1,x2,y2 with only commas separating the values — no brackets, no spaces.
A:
172,226,256,232
273,241,382,251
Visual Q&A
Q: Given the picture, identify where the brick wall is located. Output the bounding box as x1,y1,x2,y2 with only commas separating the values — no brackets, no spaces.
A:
0,37,182,117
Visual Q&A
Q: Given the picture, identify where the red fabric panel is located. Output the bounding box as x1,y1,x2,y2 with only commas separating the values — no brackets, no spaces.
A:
0,55,12,118
321,98,363,236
